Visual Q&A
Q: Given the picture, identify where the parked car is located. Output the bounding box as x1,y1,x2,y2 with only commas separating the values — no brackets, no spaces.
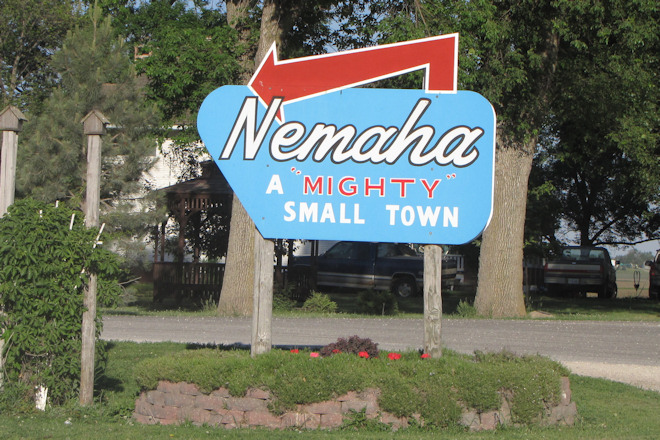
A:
645,250,660,300
544,246,618,298
289,241,457,298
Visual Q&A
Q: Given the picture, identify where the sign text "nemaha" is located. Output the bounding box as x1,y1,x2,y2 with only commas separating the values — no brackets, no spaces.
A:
219,97,484,167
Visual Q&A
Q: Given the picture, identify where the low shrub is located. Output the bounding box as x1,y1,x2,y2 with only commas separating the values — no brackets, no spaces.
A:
0,199,123,405
340,409,392,431
0,382,39,415
133,347,570,429
301,291,337,313
356,289,399,315
272,285,297,312
455,299,477,317
319,335,380,358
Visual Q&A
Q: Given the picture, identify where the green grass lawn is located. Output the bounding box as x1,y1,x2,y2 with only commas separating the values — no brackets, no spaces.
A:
616,268,653,299
105,273,660,321
1,341,659,439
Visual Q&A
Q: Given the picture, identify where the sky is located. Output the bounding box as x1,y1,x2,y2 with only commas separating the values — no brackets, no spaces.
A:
611,239,660,257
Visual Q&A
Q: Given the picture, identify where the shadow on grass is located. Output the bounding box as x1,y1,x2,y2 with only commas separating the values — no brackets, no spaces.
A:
527,294,660,319
106,280,659,320
323,287,477,316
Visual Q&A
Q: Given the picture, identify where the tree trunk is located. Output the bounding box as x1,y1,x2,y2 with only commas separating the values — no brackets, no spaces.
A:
218,196,255,315
255,1,281,63
474,141,534,317
226,0,257,84
218,0,260,316
218,0,285,316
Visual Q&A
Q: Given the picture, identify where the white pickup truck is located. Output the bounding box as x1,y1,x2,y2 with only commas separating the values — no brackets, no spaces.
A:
543,246,618,299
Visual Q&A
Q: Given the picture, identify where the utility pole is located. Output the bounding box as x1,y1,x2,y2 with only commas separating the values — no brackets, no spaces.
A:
79,110,109,405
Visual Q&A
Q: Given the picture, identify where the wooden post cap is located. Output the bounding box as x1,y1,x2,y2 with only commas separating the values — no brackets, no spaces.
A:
0,106,28,132
81,109,110,135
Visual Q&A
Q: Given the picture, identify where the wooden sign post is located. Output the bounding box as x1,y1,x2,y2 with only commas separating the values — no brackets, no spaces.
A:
79,110,109,406
251,231,274,357
423,245,443,358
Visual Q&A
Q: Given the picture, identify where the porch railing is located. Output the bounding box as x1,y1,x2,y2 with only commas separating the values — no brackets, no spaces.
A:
153,262,224,305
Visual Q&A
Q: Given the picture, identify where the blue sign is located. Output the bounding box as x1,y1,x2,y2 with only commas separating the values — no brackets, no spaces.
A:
197,86,495,244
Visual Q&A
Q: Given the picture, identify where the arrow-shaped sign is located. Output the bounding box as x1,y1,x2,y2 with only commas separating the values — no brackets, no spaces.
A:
248,33,458,121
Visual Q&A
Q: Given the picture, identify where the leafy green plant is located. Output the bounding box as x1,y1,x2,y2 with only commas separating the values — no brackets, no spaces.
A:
272,285,297,312
455,299,477,317
319,335,380,359
301,291,337,313
340,409,391,431
0,381,38,415
0,199,123,404
356,289,399,315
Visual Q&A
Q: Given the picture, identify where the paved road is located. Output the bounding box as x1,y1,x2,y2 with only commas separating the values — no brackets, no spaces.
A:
102,316,660,392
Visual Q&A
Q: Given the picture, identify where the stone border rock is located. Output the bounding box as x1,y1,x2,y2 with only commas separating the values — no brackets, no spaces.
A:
134,378,577,431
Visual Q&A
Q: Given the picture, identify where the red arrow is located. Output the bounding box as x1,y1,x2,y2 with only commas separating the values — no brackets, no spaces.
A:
248,33,458,122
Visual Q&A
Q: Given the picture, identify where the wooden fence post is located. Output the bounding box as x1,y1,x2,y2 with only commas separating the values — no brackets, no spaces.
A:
0,105,27,387
251,229,273,357
0,106,27,216
423,245,443,358
80,110,109,406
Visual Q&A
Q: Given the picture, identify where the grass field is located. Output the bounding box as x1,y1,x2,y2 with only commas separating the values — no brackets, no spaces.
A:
107,267,660,321
4,269,660,438
1,341,660,439
616,267,652,299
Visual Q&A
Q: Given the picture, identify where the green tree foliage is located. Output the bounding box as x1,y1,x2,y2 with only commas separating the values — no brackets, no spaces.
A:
125,1,243,125
532,0,660,247
16,7,160,235
524,155,564,257
0,0,79,111
109,0,337,168
339,1,658,316
0,198,122,404
617,248,655,267
344,0,561,317
98,0,247,173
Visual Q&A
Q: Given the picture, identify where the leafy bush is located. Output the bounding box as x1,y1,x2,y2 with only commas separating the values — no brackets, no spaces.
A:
301,291,337,313
356,289,399,315
340,409,392,431
272,285,297,312
455,299,477,317
319,335,380,359
0,381,38,414
0,199,123,404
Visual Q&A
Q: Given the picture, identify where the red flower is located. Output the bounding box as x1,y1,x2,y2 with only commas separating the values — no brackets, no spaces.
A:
421,353,430,359
387,352,402,360
332,349,341,354
310,352,320,358
358,351,370,359
290,349,299,354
